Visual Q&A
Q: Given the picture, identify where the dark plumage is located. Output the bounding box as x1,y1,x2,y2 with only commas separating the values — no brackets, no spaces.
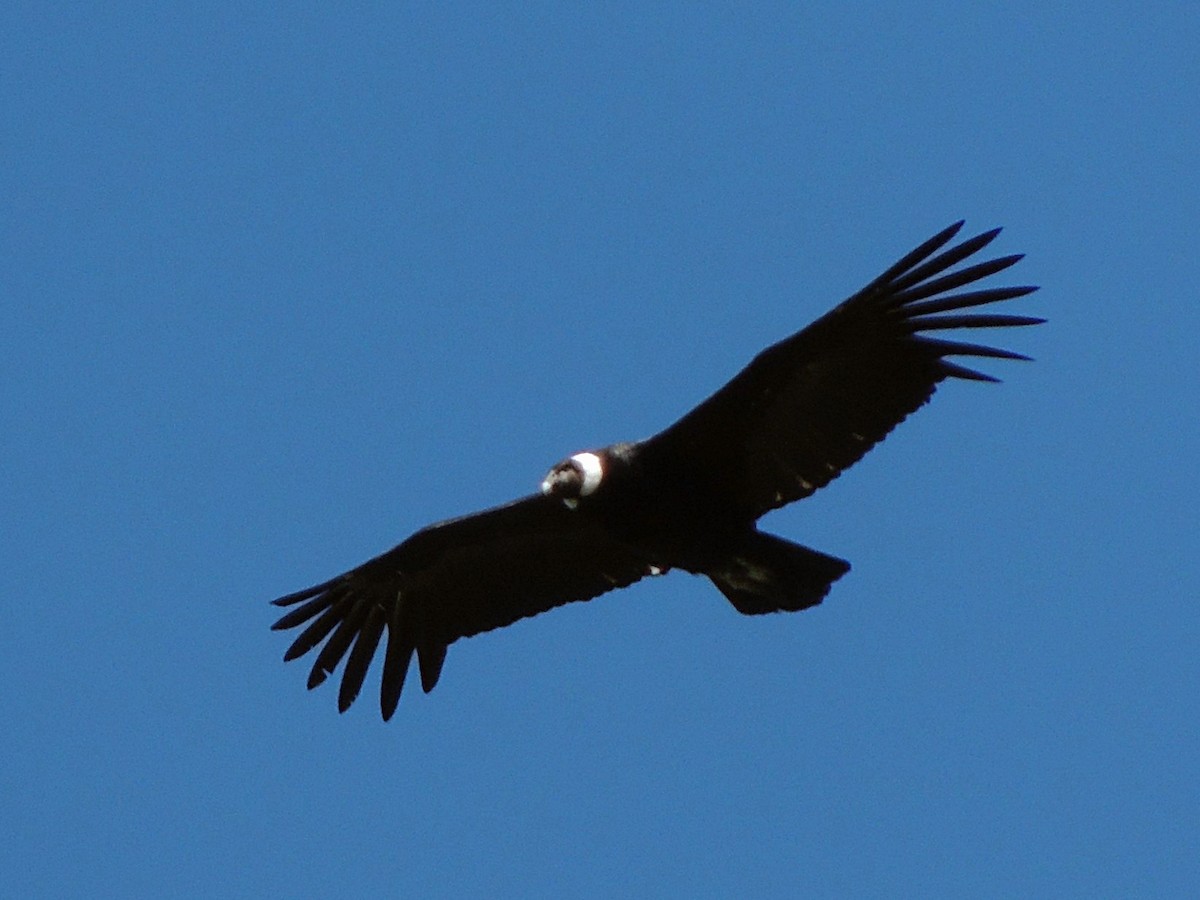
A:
272,221,1042,719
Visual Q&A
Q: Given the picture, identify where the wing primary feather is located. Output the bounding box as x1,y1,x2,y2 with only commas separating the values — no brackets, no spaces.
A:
937,360,1002,382
380,599,412,721
886,227,1003,295
338,605,386,713
913,336,1034,360
282,593,353,662
307,598,371,690
901,285,1038,317
272,577,340,608
908,313,1046,332
889,254,1025,307
418,644,448,693
271,592,336,632
862,220,965,291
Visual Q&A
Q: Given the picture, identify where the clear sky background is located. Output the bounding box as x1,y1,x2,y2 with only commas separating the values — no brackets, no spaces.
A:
4,3,1197,897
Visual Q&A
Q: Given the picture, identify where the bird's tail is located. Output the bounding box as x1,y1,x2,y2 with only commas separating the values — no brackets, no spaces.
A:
708,531,850,615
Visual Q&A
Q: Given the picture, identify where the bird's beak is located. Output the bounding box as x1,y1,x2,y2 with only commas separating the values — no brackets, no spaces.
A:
541,465,582,498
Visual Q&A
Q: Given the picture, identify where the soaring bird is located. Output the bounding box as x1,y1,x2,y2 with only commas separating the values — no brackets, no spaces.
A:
271,221,1042,719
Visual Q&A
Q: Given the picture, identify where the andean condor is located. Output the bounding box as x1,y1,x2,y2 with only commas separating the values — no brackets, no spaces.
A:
272,221,1042,719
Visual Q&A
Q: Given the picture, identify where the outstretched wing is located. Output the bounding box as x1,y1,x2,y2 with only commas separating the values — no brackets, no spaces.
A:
641,221,1042,520
271,494,650,719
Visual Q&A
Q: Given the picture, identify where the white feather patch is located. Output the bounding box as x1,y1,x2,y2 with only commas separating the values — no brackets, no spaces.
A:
570,451,604,496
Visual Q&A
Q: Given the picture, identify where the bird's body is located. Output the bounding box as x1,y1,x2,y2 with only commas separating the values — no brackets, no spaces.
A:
272,221,1042,719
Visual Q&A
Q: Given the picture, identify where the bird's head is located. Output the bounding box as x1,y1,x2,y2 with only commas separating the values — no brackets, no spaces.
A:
540,451,605,508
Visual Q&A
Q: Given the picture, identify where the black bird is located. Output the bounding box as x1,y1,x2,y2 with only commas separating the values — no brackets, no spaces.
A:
271,221,1042,719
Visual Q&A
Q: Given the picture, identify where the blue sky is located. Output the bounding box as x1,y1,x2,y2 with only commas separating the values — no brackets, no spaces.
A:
4,3,1197,896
